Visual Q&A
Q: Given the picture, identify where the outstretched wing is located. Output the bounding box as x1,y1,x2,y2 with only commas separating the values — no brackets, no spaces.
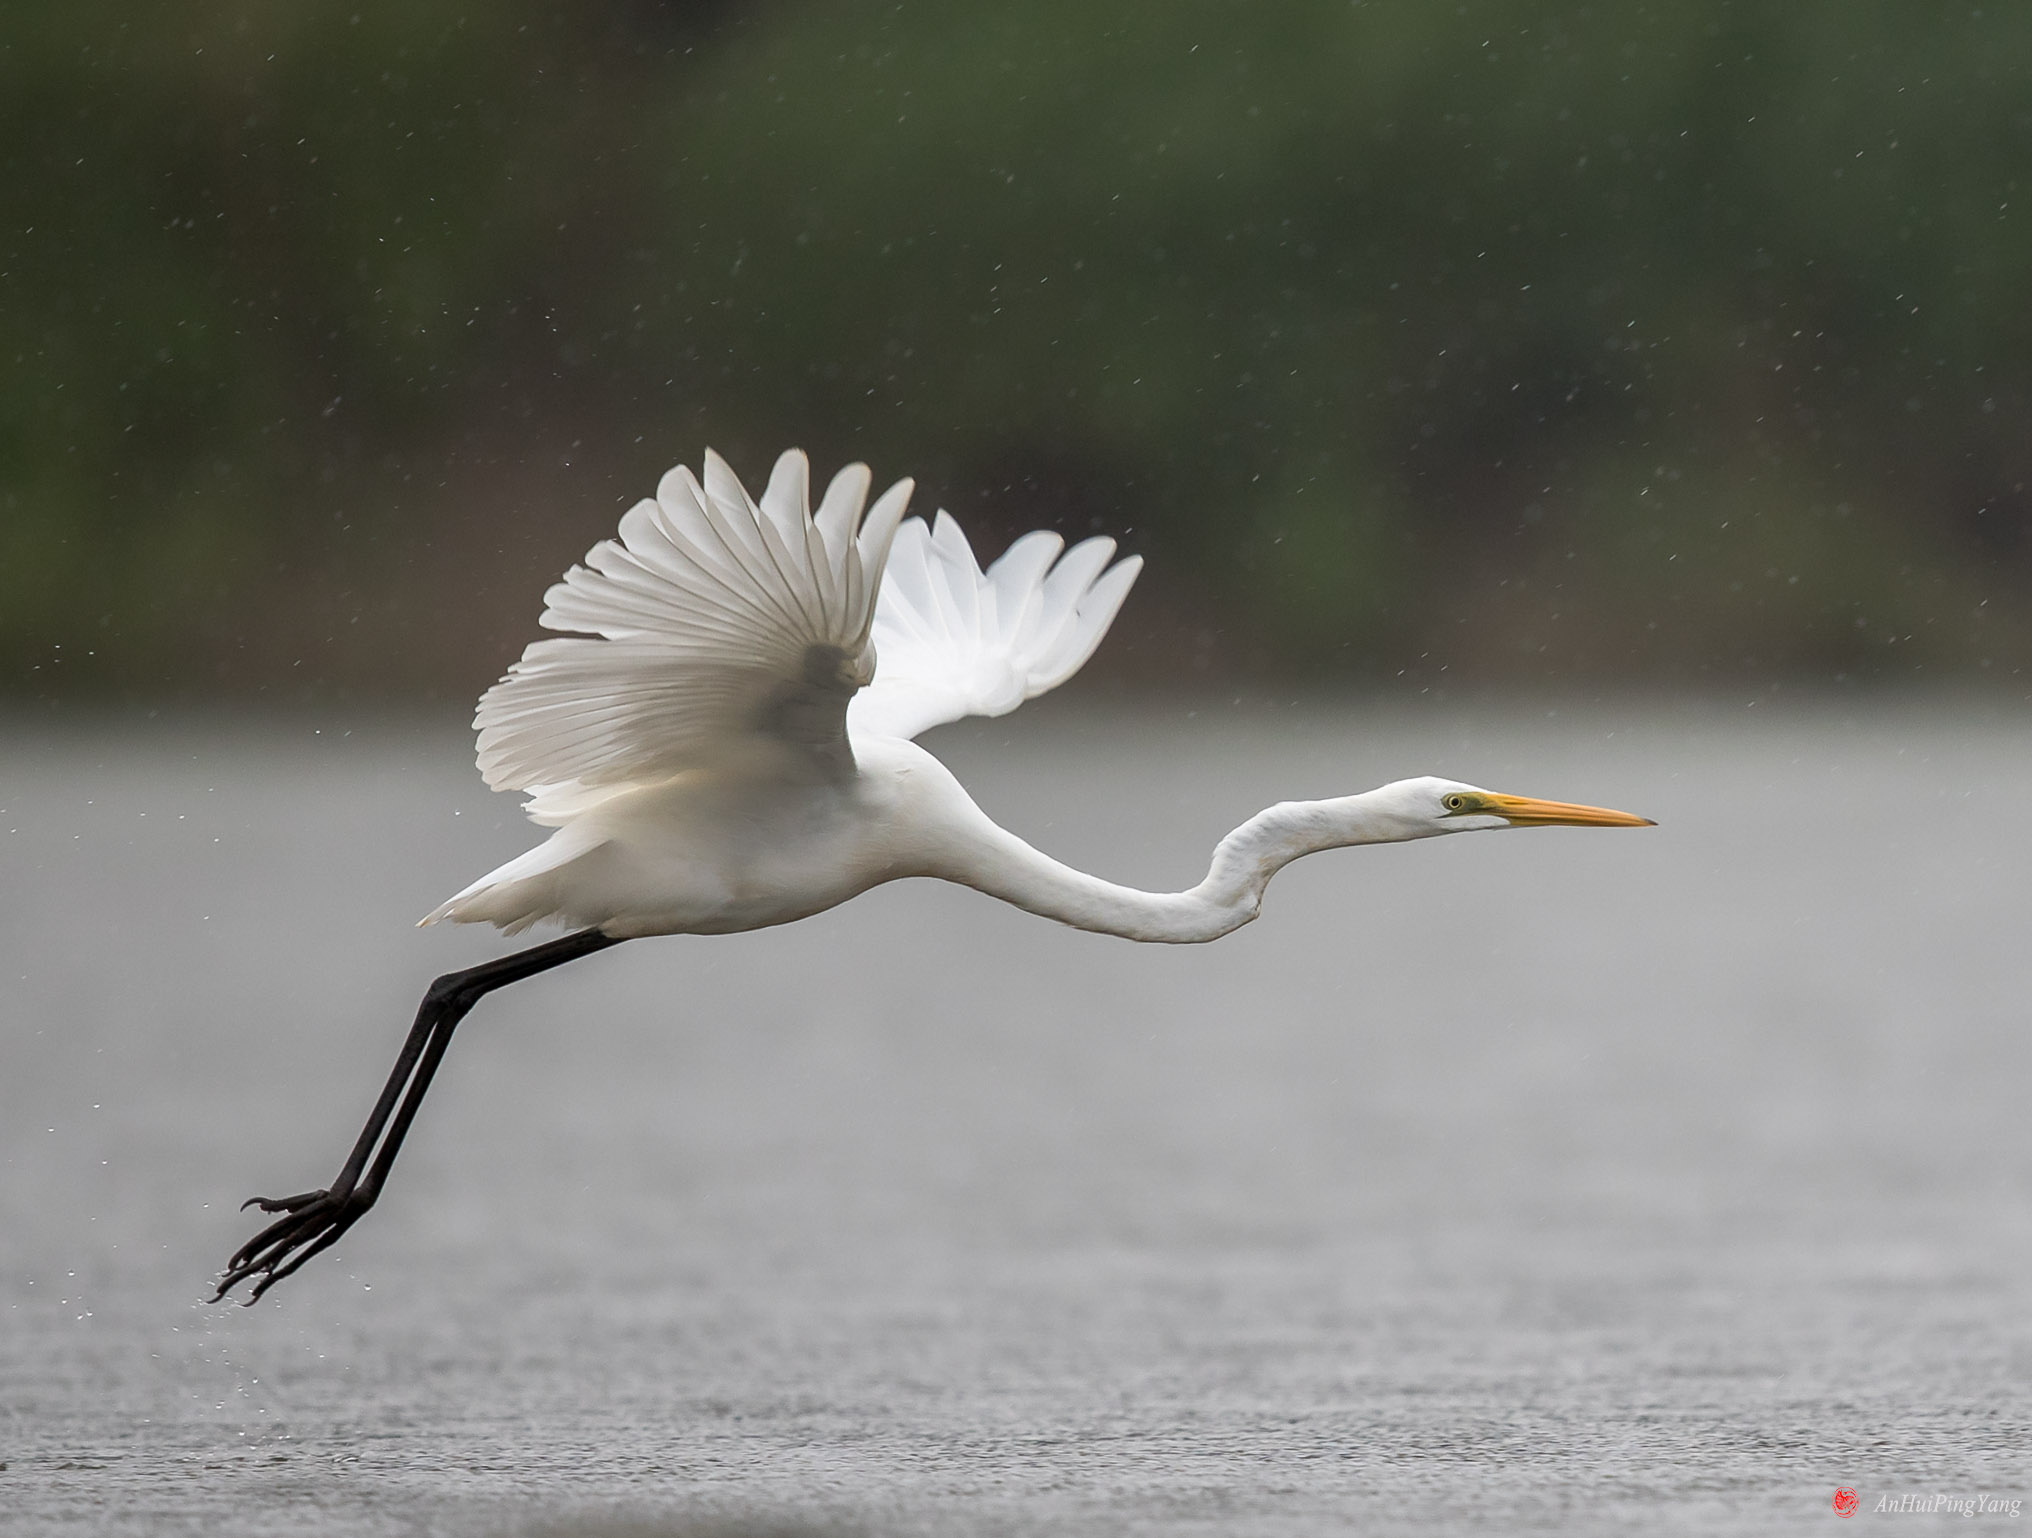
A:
474,449,912,801
846,510,1142,743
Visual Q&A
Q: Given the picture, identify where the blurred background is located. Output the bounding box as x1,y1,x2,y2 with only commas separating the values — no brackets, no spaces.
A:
7,0,2029,702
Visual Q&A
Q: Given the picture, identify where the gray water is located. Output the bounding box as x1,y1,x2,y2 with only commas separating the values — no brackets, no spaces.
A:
2,700,2028,1535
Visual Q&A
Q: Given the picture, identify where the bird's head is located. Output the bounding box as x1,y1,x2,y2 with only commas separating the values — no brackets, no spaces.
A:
1370,776,1656,840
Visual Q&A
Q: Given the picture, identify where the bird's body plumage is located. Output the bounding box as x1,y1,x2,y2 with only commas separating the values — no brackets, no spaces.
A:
427,447,1145,939
432,734,1228,943
215,447,1652,1303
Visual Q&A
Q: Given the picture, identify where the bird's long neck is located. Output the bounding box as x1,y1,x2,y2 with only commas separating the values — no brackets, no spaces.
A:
921,781,1412,945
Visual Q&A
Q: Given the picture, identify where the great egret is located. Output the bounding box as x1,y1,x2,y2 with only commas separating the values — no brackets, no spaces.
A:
214,447,1652,1303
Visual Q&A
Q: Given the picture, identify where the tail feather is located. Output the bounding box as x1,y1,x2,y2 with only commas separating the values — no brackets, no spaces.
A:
420,824,606,933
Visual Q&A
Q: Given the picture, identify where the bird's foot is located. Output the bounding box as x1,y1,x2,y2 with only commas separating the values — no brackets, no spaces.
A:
212,1184,375,1304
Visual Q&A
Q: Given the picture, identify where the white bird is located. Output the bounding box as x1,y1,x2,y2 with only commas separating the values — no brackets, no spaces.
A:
216,447,1653,1302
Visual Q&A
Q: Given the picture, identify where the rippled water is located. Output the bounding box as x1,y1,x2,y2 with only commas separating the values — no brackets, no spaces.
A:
3,700,2028,1535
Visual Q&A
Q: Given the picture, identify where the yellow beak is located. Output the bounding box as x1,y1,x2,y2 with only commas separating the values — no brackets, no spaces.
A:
1481,792,1656,828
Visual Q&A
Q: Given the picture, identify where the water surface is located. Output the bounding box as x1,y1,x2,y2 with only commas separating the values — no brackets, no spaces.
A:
3,701,2027,1534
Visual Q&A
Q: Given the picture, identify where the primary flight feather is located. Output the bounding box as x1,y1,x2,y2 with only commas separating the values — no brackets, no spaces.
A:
216,447,1651,1303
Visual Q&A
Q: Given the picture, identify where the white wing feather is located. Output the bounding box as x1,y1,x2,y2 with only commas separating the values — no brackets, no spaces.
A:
474,448,910,800
846,510,1143,743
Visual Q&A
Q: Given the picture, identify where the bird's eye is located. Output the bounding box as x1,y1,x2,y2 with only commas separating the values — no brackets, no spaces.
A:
1443,793,1468,812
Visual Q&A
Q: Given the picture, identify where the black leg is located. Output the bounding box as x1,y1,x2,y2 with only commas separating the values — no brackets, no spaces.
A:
212,926,623,1303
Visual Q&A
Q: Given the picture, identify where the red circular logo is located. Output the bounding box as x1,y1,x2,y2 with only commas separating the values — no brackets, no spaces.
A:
1832,1487,1859,1518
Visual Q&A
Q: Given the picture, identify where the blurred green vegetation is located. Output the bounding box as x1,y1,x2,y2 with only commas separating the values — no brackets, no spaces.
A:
4,1,2030,697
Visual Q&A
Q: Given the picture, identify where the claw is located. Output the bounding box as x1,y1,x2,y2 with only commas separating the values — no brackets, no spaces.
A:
212,1185,375,1304
240,1190,324,1214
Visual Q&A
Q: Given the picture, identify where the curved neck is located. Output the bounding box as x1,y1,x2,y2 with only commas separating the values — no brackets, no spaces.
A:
926,787,1415,945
